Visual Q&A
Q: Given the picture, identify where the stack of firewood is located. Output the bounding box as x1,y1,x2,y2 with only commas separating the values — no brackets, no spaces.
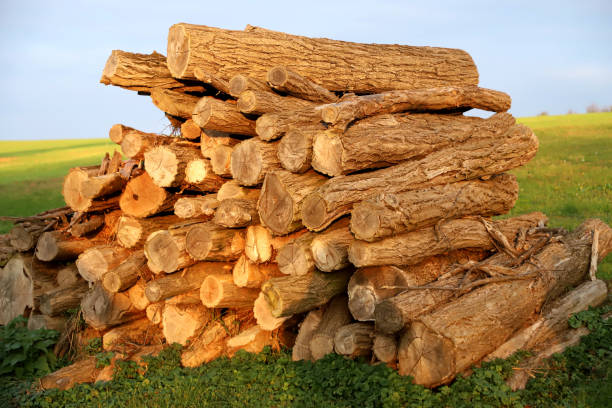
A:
1,23,611,391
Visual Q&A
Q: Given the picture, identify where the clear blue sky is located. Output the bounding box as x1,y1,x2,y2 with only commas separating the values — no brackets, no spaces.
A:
0,0,610,140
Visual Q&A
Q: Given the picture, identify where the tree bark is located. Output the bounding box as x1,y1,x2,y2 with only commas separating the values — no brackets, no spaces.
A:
8,225,43,252
227,325,274,356
194,67,231,95
81,283,142,330
214,198,259,228
309,295,352,360
185,223,245,261
109,124,135,144
174,195,219,219
39,281,89,316
144,143,202,188
70,215,105,238
162,303,215,345
253,291,290,330
144,221,203,273
62,167,120,213
228,74,270,97
166,24,479,93
334,323,374,357
192,97,256,136
231,138,282,186
76,245,132,283
373,333,398,364
217,180,261,201
40,357,99,390
277,128,319,173
102,250,148,293
184,159,226,192
119,173,179,218
245,225,306,263
121,130,181,160
0,255,34,325
56,264,80,287
117,214,181,248
127,280,151,311
237,89,315,115
267,66,338,103
210,144,234,177
150,88,200,119
200,274,260,308
102,318,164,353
302,123,539,231
255,107,325,142
232,255,283,288
292,308,324,361
36,231,96,262
276,231,316,276
310,217,355,272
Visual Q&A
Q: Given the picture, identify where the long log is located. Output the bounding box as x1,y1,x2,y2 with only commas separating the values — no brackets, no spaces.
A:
174,195,219,219
277,128,319,173
81,283,142,330
39,281,89,316
217,180,261,201
233,255,283,288
117,214,181,248
76,245,132,283
36,231,96,262
255,107,325,142
245,225,306,263
144,221,203,273
310,217,355,272
231,138,282,186
303,123,539,231
194,67,231,95
102,250,148,293
228,74,269,97
109,124,134,144
253,292,290,331
121,130,179,160
102,318,164,352
334,323,374,357
144,143,202,188
200,274,260,308
214,198,259,228
184,159,226,192
62,168,120,213
162,303,215,345
185,223,245,261
309,295,352,360
237,90,314,115
192,97,256,136
267,66,338,103
0,255,34,324
119,173,179,218
292,308,324,361
210,144,234,177
166,24,479,92
150,88,200,119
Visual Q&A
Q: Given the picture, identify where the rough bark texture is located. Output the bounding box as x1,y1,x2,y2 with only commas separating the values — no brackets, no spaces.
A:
80,172,126,200
334,323,374,357
185,223,245,261
70,215,105,238
194,67,231,95
255,107,325,142
210,144,234,177
62,167,120,213
292,308,324,361
39,281,89,316
267,66,338,103
233,255,283,288
253,292,290,330
117,214,181,248
192,97,256,136
228,74,270,97
145,143,202,188
102,250,148,293
81,284,141,330
245,225,306,263
276,231,316,276
109,124,135,144
216,180,261,202
303,123,538,231
310,218,355,272
277,128,319,173
36,231,96,262
200,274,260,308
373,333,398,364
184,159,226,192
120,173,179,218
166,23,479,92
150,88,200,119
226,325,274,356
144,221,203,273
40,357,99,390
237,89,314,115
214,198,259,228
231,138,282,186
120,130,180,160
310,296,352,360
76,245,132,283
174,195,219,219
102,318,164,353
162,303,214,345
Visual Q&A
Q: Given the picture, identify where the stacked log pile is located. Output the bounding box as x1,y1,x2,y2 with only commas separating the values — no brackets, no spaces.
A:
1,24,610,391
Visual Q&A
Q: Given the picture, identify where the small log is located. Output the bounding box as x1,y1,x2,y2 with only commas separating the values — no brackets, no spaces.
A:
214,198,259,228
127,280,151,311
210,144,234,177
0,255,34,325
200,274,259,308
40,357,99,390
102,250,148,293
144,143,202,188
39,281,89,316
174,195,219,219
36,231,96,262
185,223,245,261
292,308,324,361
334,323,374,357
150,88,200,119
267,66,337,103
277,128,319,173
200,130,240,159
276,231,316,276
103,318,164,352
373,333,398,364
255,107,324,142
180,119,203,140
194,67,231,95
162,303,214,345
120,173,179,218
258,170,327,235
231,138,282,186
184,159,226,192
109,124,134,144
70,215,105,238
309,295,352,360
9,225,43,252
261,269,352,317
62,167,120,213
228,74,270,97
56,264,80,287
227,325,273,356
121,130,179,160
192,97,256,136
117,214,181,248
181,311,241,368
237,89,314,115
217,180,261,201
76,245,132,283
81,283,141,330
146,302,164,324
254,291,290,331
310,217,355,272
144,221,203,273
233,255,283,288
245,225,306,263
27,314,68,332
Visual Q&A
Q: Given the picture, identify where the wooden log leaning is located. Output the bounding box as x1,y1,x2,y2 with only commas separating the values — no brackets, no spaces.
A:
185,223,245,261
231,138,282,186
267,66,338,103
62,168,120,213
184,159,226,192
194,67,231,95
116,214,181,248
192,97,256,136
309,295,352,360
334,323,374,357
310,217,355,272
150,88,200,119
119,173,179,218
200,274,260,308
174,195,219,219
233,255,283,288
237,90,314,115
214,198,259,228
255,107,325,142
144,143,202,188
277,128,319,173
245,225,306,263
81,283,141,331
228,74,270,97
76,246,132,283
102,250,148,293
292,308,324,361
36,231,96,262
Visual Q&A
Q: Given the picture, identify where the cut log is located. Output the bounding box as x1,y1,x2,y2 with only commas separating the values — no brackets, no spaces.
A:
210,144,234,177
185,223,245,261
310,217,355,272
245,225,306,263
70,215,105,238
227,325,274,356
146,302,164,324
40,357,99,390
292,308,324,361
277,128,319,173
150,88,200,119
311,112,516,177
258,170,327,235
62,167,120,212
228,74,270,97
102,250,148,293
267,66,338,103
0,255,34,325
165,288,205,306
166,24,479,92
276,231,316,276
9,225,43,252
237,90,314,115
27,313,68,332
36,231,96,262
76,245,132,283
214,198,259,228
261,269,352,317
121,130,179,160
302,122,538,231
81,283,141,330
233,255,283,288
184,159,226,192
309,295,352,360
174,195,219,219
162,303,214,345
200,130,240,159
109,124,134,144
321,86,512,130
144,261,233,302
117,214,181,249
127,280,151,311
39,281,89,316
120,173,179,218
373,333,398,364
253,291,290,331
334,323,374,357
144,221,203,273
200,274,259,308
192,97,256,136
397,218,612,387
351,174,518,241
56,264,80,287
194,67,231,95
144,143,202,188
255,107,325,142
349,212,546,268
217,180,260,201
231,138,282,186
103,318,164,352
180,119,202,140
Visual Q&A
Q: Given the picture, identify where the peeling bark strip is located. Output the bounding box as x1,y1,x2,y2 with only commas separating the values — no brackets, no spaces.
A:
302,123,538,231
167,24,479,93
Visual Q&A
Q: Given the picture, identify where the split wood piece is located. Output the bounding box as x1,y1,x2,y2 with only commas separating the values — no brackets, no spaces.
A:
231,138,282,186
117,214,181,249
311,217,355,272
144,221,203,273
80,173,126,200
163,303,215,345
334,323,375,357
217,180,261,201
120,130,179,160
194,67,231,95
185,223,245,261
309,295,352,360
39,281,89,316
127,280,151,311
166,24,478,92
100,50,203,94
200,274,259,308
40,356,99,390
277,128,319,173
27,314,68,332
56,264,80,287
109,124,135,144
214,198,259,228
255,107,325,142
76,245,132,283
351,174,519,242
292,308,324,361
302,123,539,231
0,256,34,325
70,215,105,238
174,195,219,219
349,249,488,322
103,318,164,353
397,218,612,388
258,170,327,235
150,88,200,119
145,261,233,302
102,250,148,293
311,112,516,177
185,158,226,192
180,119,203,140
245,225,306,263
373,333,398,364
81,283,142,331
267,66,337,103
146,302,164,324
321,86,512,130
192,97,256,136
237,90,315,115
253,292,290,330
62,167,120,213
36,231,97,262
276,231,316,276
226,325,274,357
228,74,270,97
8,225,43,252
210,145,234,177
200,130,241,159
261,269,352,317
119,173,179,218
233,255,283,288
145,143,202,188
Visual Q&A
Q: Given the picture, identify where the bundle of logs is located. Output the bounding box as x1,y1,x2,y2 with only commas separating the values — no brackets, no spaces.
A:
1,23,611,392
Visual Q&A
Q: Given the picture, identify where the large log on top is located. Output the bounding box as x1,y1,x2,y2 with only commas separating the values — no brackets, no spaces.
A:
302,122,538,231
397,218,612,387
166,24,479,93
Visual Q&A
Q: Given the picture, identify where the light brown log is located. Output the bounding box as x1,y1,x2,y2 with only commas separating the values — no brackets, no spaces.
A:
162,303,214,345
226,325,274,356
213,198,259,228
102,318,163,352
192,97,256,136
397,218,612,387
144,261,233,302
292,308,324,361
109,124,134,144
174,195,219,219
70,215,105,238
276,231,316,276
261,269,352,317
200,130,241,159
312,112,516,177
102,250,148,293
210,144,234,177
117,214,181,248
36,231,96,262
258,170,327,235
232,255,283,288
40,357,99,390
144,221,203,273
144,143,202,188
165,288,204,306
334,323,374,357
200,274,259,308
166,24,479,92
303,123,539,231
255,107,325,142
185,223,245,261
146,302,164,324
245,225,306,263
62,168,120,213
0,255,34,325
121,130,180,160
217,180,260,201
277,128,319,173
9,225,42,252
76,245,132,283
81,283,142,330
184,159,226,192
127,280,151,311
120,173,179,218
231,138,282,186
267,66,337,103
373,333,398,364
253,291,290,330
310,217,355,272
181,119,203,140
56,264,80,287
321,86,512,130
307,295,351,360
27,313,68,332
39,281,89,316
228,74,270,97
194,67,231,95
150,88,200,119
237,90,315,115
349,212,546,268
351,174,518,242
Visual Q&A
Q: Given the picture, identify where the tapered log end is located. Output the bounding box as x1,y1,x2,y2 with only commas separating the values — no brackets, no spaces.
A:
192,98,213,129
145,231,180,273
258,173,294,235
185,225,213,260
35,232,59,262
348,286,377,322
167,24,190,79
302,193,328,231
267,66,288,87
350,204,381,242
373,300,404,334
230,140,262,186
